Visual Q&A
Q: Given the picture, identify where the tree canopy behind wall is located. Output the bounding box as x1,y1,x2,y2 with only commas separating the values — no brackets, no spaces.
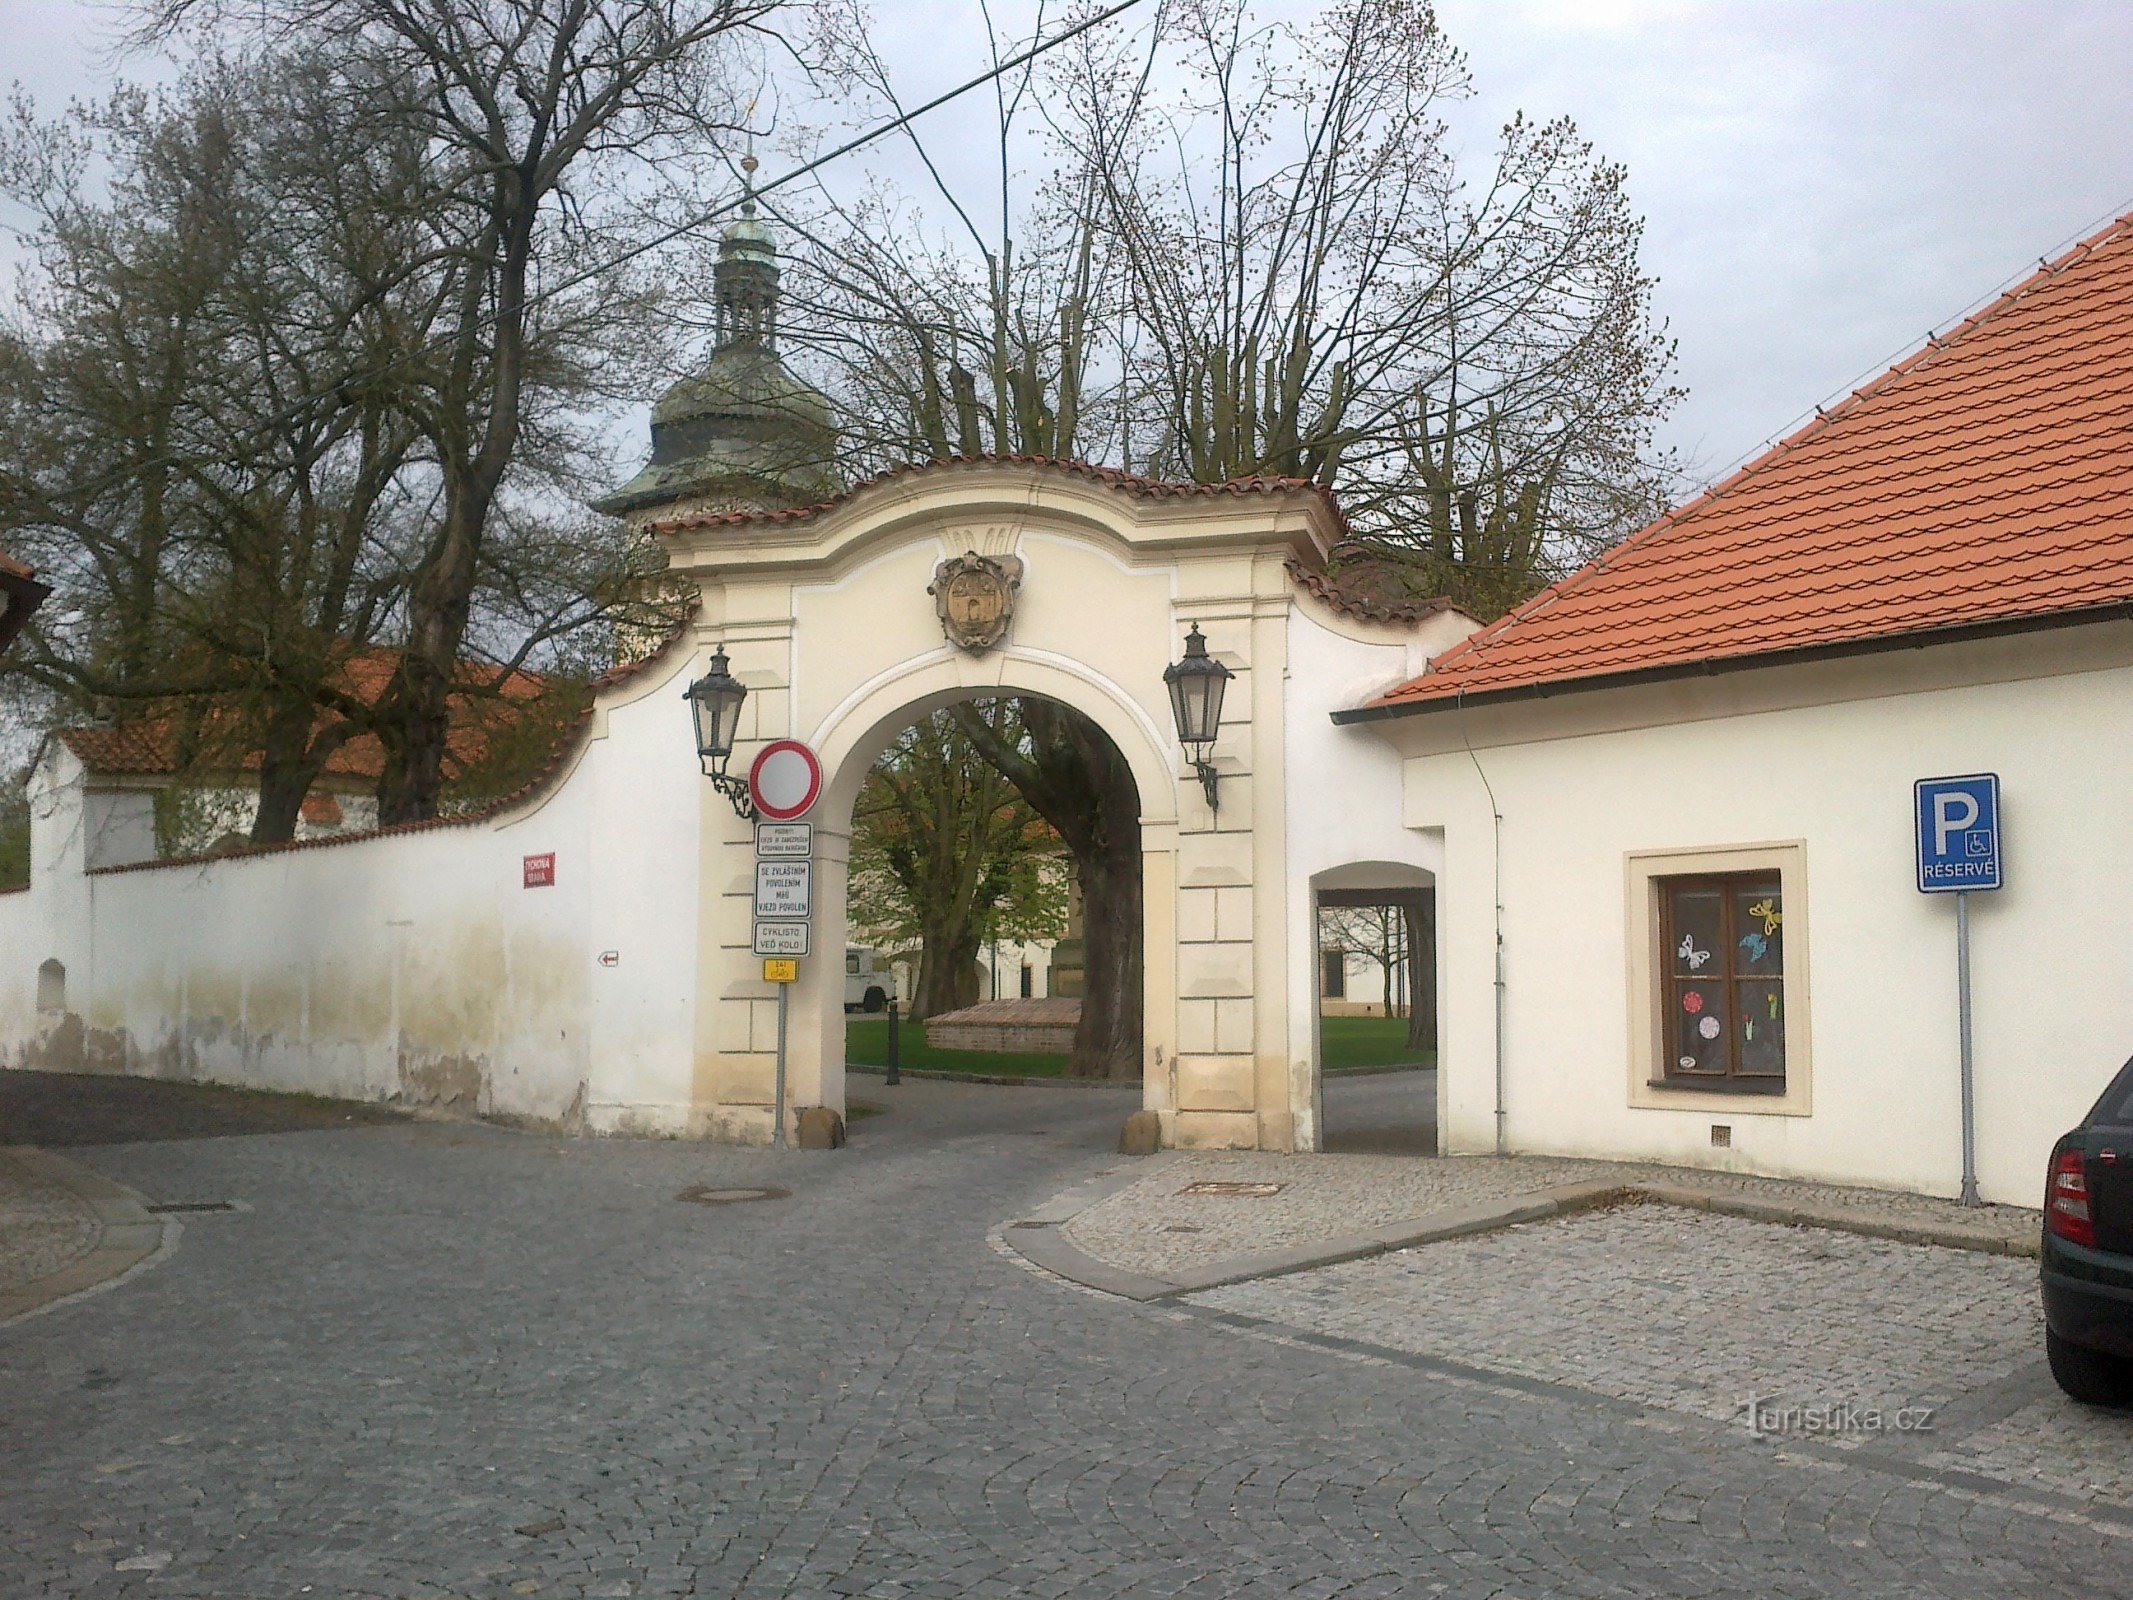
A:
774,0,1682,618
0,2,783,836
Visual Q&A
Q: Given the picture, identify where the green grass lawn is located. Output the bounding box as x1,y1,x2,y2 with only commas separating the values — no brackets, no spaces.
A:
1319,1015,1434,1071
845,1012,1431,1077
845,1017,1068,1077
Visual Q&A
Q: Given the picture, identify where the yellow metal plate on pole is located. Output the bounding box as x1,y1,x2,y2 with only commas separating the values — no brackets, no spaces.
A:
763,958,798,984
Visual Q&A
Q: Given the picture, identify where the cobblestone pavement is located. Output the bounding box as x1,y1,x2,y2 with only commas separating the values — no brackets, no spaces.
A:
1192,1205,2107,1467
0,1150,100,1296
0,1075,2126,1598
1061,1144,2040,1280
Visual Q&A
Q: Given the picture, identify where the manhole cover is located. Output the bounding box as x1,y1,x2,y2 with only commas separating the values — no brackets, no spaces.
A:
675,1185,789,1206
1176,1180,1285,1198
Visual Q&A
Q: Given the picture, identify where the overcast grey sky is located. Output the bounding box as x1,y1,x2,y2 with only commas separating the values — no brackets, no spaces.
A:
5,0,2131,490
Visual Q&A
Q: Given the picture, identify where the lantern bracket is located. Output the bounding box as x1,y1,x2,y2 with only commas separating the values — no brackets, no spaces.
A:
705,767,757,821
1189,755,1220,812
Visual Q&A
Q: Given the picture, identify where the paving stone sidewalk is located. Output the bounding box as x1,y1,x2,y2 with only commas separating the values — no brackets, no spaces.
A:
1053,1149,2042,1289
0,1147,167,1324
1190,1203,2133,1512
0,1149,102,1298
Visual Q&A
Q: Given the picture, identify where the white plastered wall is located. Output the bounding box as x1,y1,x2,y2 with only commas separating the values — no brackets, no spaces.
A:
0,640,705,1130
1282,598,1477,1149
1381,621,2133,1204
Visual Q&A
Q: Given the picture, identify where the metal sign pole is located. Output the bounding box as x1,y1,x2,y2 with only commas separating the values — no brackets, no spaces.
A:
1956,890,1979,1207
774,981,789,1149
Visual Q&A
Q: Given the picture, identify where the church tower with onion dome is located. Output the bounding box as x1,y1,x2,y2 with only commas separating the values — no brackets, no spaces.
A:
595,155,842,522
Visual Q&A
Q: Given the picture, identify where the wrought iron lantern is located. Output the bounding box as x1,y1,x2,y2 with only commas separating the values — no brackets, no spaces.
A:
1164,623,1232,811
685,646,755,818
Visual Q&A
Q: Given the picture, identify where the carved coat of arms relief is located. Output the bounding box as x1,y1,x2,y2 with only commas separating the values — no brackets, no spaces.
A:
929,550,1024,653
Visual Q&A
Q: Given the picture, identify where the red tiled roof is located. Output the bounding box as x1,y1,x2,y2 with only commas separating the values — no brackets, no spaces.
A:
59,648,556,784
642,454,1350,536
87,599,701,876
1286,547,1465,627
1352,211,2133,718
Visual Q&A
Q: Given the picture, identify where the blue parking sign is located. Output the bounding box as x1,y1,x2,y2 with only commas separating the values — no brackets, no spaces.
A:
1914,774,2002,893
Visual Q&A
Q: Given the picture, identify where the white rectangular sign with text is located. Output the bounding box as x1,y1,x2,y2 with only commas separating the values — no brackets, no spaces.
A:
752,921,810,956
754,859,812,920
754,822,813,858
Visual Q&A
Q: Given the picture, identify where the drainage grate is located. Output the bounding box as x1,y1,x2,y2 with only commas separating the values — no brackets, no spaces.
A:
145,1201,238,1214
675,1185,789,1206
1176,1181,1285,1198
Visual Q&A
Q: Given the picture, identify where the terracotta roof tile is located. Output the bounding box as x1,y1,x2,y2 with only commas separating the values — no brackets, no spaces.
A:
1285,546,1467,627
86,599,701,876
59,647,556,783
1359,211,2133,715
641,454,1350,537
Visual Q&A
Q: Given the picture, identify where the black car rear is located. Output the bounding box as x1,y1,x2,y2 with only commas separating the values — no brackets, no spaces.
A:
2041,1055,2133,1405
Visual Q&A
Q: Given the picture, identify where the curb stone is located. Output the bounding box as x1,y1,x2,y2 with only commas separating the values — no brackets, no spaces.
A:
0,1147,173,1326
1002,1166,2040,1302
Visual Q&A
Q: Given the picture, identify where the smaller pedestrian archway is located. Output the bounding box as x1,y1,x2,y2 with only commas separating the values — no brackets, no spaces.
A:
1310,861,1437,1154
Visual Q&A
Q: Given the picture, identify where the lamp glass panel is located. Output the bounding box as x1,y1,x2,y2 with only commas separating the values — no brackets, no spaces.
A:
1175,669,1223,745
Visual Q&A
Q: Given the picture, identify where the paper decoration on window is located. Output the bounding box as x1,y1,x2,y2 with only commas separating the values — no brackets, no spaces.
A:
1745,1020,1755,1041
1678,1055,1697,1070
1676,934,1711,970
1747,897,1782,936
1682,990,1705,1015
1767,992,1780,1020
1698,1014,1722,1040
1739,931,1769,963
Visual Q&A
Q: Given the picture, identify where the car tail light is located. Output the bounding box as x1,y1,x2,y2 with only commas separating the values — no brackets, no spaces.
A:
2046,1148,2096,1248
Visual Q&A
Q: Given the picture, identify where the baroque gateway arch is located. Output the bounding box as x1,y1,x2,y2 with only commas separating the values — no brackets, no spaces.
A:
601,455,1472,1149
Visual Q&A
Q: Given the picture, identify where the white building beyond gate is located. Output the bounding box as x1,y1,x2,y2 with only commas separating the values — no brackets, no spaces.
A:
0,459,1472,1151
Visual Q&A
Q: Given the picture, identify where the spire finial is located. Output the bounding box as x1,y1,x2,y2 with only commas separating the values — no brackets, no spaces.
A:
740,129,758,217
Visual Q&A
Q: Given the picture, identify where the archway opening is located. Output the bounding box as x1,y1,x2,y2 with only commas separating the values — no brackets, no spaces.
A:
36,958,66,1017
1312,862,1437,1155
819,690,1149,1127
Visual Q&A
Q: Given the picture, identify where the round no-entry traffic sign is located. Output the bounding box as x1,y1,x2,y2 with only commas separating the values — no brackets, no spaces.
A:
748,739,822,821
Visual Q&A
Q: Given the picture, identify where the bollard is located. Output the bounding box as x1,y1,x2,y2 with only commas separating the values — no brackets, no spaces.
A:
884,994,902,1086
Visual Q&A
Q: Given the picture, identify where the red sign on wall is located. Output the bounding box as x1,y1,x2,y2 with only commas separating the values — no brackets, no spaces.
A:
522,852,556,889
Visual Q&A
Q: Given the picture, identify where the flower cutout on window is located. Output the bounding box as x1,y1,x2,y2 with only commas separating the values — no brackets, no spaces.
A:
1676,934,1711,970
1747,897,1782,937
1682,990,1705,1015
